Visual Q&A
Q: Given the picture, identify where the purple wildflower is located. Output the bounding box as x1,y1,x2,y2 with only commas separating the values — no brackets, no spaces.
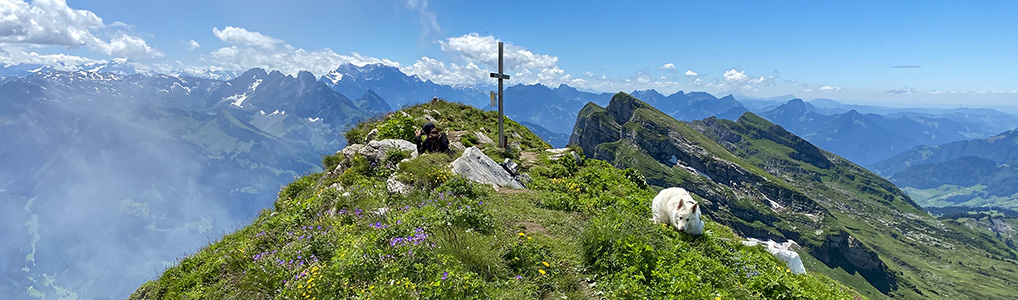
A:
442,271,448,280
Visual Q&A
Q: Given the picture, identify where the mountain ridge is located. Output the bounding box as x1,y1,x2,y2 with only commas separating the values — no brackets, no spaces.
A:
570,92,1018,299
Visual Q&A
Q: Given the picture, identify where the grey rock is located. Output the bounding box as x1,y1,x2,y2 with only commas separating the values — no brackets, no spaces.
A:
340,144,367,161
367,139,419,160
451,146,524,189
510,141,522,151
386,175,412,195
422,114,438,124
474,131,494,144
365,128,378,142
450,141,466,152
336,139,420,172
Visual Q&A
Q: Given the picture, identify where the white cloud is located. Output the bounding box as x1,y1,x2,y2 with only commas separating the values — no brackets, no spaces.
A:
818,85,842,92
438,33,558,71
212,26,283,49
186,40,200,51
582,71,594,77
885,86,916,94
717,69,775,91
401,56,485,85
406,33,571,85
0,0,162,59
0,44,95,68
403,0,441,40
659,63,676,71
91,32,162,59
205,26,398,77
685,70,698,76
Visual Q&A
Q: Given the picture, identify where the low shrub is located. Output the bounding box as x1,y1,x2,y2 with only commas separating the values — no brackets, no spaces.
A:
377,114,418,141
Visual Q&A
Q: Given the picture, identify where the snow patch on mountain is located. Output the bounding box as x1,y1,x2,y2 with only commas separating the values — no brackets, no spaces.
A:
227,79,262,107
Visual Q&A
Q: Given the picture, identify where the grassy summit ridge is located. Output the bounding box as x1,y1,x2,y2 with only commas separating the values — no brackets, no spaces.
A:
129,100,859,299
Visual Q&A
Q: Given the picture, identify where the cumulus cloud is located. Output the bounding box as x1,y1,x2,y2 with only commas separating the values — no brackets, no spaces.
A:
405,33,579,86
685,70,698,76
186,40,200,51
659,63,676,71
818,85,842,92
401,56,485,85
717,69,775,91
582,71,594,77
0,44,95,68
212,26,283,49
0,0,162,59
202,26,400,76
438,33,558,71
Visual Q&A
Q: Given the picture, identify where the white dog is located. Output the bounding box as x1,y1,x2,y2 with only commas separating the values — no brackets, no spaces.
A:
652,187,705,235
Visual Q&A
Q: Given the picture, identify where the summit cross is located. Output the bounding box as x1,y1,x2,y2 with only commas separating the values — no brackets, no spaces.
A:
489,42,510,150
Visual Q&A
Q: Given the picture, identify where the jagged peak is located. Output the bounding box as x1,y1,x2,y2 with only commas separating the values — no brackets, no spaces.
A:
238,68,267,79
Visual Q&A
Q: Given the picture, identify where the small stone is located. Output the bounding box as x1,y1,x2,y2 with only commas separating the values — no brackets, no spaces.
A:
365,128,378,142
386,175,412,195
474,131,494,144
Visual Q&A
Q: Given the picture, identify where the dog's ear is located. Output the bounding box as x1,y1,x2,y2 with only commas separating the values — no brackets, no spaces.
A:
691,203,698,212
677,200,684,210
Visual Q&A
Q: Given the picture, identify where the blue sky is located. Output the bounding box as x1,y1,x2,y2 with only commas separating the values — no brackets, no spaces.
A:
3,0,1016,108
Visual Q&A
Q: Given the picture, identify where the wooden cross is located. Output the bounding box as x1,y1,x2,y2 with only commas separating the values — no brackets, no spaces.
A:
489,42,510,150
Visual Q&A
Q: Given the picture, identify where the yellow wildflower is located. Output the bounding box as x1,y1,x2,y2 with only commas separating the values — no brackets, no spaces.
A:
518,232,525,236
542,261,549,267
538,269,546,275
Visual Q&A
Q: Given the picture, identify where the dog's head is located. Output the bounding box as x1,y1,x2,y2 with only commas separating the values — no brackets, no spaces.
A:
672,199,701,231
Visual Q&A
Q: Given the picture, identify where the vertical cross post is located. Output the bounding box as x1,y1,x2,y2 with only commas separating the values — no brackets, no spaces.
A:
489,42,510,150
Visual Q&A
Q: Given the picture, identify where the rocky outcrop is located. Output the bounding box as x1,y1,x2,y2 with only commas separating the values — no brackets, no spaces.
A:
810,231,896,294
451,146,524,189
335,139,418,173
570,102,622,157
545,148,581,165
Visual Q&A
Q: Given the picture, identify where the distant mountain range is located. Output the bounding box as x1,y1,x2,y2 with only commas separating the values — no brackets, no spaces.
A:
0,67,373,299
755,98,1018,166
870,128,1018,209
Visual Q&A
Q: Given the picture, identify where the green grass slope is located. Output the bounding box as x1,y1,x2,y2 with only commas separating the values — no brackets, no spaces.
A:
570,92,1018,299
129,100,860,300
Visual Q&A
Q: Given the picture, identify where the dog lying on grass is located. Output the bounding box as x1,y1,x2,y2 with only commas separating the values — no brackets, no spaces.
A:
652,187,705,235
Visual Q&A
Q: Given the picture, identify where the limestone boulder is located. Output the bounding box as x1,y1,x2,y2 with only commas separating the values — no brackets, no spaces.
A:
451,147,524,189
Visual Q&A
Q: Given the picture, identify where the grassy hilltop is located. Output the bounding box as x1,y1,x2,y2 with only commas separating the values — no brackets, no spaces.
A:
129,99,860,299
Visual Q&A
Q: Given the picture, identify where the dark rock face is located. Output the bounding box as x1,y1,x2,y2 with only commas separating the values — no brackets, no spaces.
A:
811,231,897,294
570,102,621,157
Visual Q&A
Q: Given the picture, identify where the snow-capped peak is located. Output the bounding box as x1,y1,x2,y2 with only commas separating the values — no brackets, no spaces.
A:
322,71,344,85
